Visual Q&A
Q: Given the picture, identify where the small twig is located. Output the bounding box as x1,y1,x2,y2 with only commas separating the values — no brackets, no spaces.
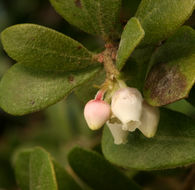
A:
94,42,119,80
93,42,120,95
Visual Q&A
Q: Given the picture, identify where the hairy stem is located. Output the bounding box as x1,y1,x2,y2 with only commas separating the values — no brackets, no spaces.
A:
103,47,119,79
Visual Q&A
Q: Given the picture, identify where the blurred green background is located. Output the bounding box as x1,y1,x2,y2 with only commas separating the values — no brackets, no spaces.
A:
0,0,195,189
0,0,105,189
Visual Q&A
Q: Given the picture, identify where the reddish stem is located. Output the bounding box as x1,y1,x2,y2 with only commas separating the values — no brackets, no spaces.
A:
95,90,105,101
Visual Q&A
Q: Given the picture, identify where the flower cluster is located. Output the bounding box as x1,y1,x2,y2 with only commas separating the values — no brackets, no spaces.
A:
84,82,160,145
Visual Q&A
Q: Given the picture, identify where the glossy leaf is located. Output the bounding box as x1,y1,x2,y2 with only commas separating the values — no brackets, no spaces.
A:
53,161,82,190
13,149,32,190
0,63,101,115
30,147,57,190
102,109,195,170
136,0,195,46
1,24,99,72
68,147,141,190
50,0,122,40
144,26,195,106
116,17,145,70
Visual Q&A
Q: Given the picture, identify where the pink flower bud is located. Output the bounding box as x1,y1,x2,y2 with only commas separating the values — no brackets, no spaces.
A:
84,91,111,130
111,87,143,130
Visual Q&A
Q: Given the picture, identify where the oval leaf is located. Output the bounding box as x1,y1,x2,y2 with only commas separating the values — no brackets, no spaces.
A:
116,17,145,70
53,161,82,190
0,63,101,115
136,0,195,46
68,147,141,190
50,0,122,40
121,46,155,91
13,149,32,190
1,24,98,72
144,26,195,106
165,99,195,118
30,147,57,190
13,148,81,190
102,109,195,170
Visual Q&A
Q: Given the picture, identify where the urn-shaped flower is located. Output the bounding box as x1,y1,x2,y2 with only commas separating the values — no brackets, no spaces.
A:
84,99,111,130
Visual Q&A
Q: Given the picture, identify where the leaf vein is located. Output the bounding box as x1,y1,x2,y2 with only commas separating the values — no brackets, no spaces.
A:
11,46,93,61
97,1,107,39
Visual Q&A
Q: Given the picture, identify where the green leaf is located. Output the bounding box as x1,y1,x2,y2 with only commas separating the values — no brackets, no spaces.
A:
68,147,141,190
13,148,81,190
165,99,195,118
144,26,195,106
102,109,195,170
30,147,57,190
136,0,195,46
116,17,145,70
1,24,99,72
0,63,101,115
53,161,82,190
50,0,122,40
13,149,32,190
121,46,155,91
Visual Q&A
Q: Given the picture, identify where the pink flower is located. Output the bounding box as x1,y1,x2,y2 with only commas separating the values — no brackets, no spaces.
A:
84,91,111,130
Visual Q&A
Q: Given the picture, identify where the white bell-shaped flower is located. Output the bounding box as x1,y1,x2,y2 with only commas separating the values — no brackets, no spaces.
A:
107,117,129,145
111,87,143,131
138,102,160,138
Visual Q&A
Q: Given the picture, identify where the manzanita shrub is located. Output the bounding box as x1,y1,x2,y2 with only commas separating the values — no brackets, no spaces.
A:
0,0,195,189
